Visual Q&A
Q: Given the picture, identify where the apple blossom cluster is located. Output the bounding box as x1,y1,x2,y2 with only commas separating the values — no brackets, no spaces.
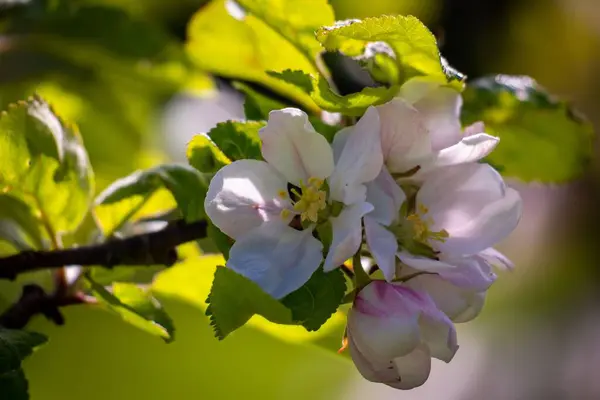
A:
204,78,522,389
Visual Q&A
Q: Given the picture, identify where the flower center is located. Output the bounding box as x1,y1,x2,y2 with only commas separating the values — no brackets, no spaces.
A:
406,204,449,243
291,177,327,223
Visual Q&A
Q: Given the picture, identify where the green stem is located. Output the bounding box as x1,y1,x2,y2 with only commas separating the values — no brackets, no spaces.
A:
353,252,371,289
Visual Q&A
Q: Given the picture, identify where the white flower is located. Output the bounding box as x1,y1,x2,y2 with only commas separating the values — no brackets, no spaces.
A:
204,108,382,298
347,280,458,389
375,78,499,177
364,162,522,283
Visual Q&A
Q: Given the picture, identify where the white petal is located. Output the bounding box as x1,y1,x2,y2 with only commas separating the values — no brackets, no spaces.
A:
418,309,458,363
375,98,432,173
434,133,499,168
323,202,373,271
418,163,522,255
463,121,486,137
329,106,383,204
260,108,334,185
398,252,497,292
400,79,463,151
365,167,406,226
226,221,323,299
406,271,487,323
390,344,432,389
364,217,398,281
478,247,514,270
205,159,291,239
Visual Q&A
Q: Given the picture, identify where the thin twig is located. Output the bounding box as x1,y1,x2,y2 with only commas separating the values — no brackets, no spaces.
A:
0,219,208,280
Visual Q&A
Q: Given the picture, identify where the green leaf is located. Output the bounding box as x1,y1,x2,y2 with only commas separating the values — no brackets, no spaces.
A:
268,69,397,116
186,135,230,173
186,0,319,113
461,75,594,182
88,279,175,342
234,0,334,59
206,121,265,161
0,97,94,235
206,267,293,339
0,195,44,251
0,328,47,400
95,164,209,223
316,16,459,87
233,82,287,121
281,268,346,331
207,222,233,260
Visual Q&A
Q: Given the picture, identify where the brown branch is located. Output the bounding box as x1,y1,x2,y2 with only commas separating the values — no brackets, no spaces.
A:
0,219,208,280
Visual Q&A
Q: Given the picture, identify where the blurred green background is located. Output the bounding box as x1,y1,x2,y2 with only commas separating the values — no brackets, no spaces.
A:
2,0,600,398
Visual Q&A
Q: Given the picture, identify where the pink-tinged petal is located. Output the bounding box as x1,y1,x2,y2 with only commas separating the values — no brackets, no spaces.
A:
405,271,487,323
329,107,383,204
323,202,373,271
478,247,514,270
389,344,432,389
434,133,499,168
205,159,292,239
364,217,398,282
349,283,422,361
260,108,334,185
376,98,432,174
463,121,486,137
226,221,323,299
418,163,522,255
365,167,406,226
400,79,463,151
418,311,458,362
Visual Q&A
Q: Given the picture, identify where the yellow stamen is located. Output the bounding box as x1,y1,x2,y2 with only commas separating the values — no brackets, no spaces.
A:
407,203,448,243
291,177,327,223
278,190,288,199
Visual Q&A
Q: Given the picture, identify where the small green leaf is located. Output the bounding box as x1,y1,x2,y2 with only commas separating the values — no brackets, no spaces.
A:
281,268,346,331
95,164,209,223
233,82,288,121
186,0,319,113
269,69,397,116
88,279,175,342
206,120,265,161
462,75,594,182
0,195,44,251
206,267,293,339
0,97,94,234
0,328,47,400
186,135,230,173
316,16,460,88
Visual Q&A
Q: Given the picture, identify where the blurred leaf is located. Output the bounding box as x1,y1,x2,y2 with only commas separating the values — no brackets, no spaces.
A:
206,120,265,161
0,328,47,400
462,75,594,182
316,16,460,87
89,279,175,342
96,164,209,223
0,195,44,251
0,97,94,236
206,267,293,339
186,135,230,173
233,81,287,121
186,0,319,113
282,268,346,331
269,69,397,116
234,0,334,59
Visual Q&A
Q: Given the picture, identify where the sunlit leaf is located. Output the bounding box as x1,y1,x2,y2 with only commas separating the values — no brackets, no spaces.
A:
0,97,94,236
462,75,594,182
282,268,346,331
316,16,461,87
186,0,319,112
206,267,294,339
0,328,47,400
88,279,175,342
186,135,230,174
95,164,209,223
0,195,44,251
206,120,265,161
